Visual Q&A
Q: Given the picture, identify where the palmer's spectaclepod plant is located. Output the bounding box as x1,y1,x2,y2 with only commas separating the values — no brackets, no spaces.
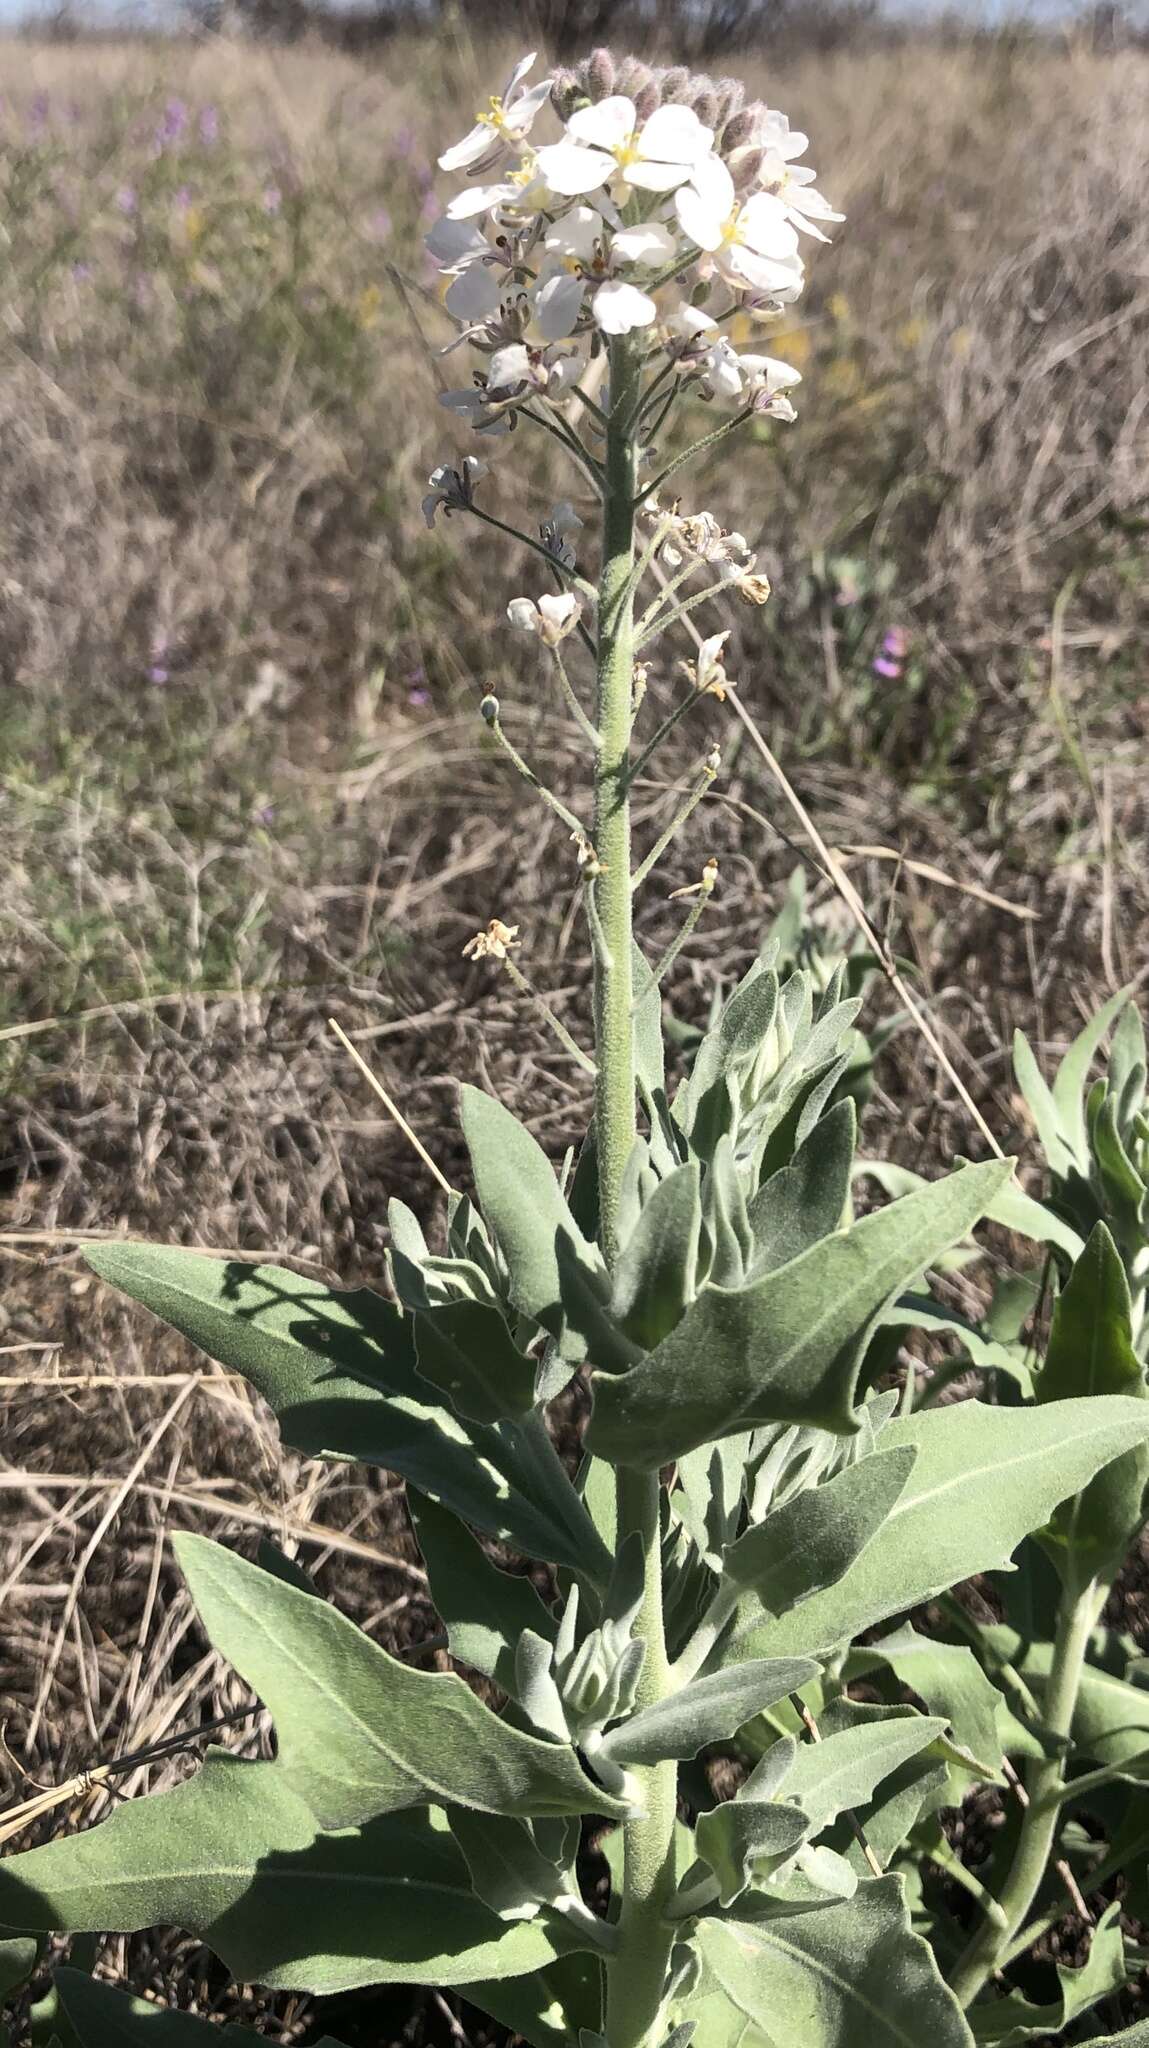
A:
3,47,1149,2048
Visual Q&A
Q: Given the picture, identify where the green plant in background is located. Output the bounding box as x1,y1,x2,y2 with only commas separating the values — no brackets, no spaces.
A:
4,45,1149,2048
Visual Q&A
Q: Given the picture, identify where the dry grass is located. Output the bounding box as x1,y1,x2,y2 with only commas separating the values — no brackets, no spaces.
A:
0,24,1148,2045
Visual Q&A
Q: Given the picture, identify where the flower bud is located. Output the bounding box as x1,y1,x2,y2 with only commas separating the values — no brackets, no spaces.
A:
658,65,690,102
632,80,661,124
691,87,719,128
729,145,767,196
720,106,759,154
714,77,746,126
615,56,653,98
583,46,616,101
479,692,499,724
549,69,581,121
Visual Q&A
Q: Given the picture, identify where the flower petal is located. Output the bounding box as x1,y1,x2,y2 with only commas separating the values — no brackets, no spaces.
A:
535,140,613,197
567,96,636,150
534,269,586,340
624,159,694,193
444,265,502,320
675,182,725,253
591,278,657,335
611,221,678,268
637,103,713,165
544,205,605,260
438,124,498,174
446,180,520,219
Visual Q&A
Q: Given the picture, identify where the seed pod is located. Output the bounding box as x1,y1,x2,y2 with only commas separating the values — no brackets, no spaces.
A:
584,46,616,101
720,106,760,153
633,80,662,123
479,692,499,724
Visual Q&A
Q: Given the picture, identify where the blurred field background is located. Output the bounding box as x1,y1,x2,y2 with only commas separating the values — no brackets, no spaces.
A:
0,13,1147,2043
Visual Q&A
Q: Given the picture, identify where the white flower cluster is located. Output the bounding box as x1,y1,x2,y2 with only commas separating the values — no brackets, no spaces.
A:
430,48,841,426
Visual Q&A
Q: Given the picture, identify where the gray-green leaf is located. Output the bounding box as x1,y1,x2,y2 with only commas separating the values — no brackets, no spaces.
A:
177,1535,625,1823
84,1245,607,1578
682,1880,973,2046
597,1659,819,1766
588,1160,1013,1468
413,1299,537,1423
0,1759,584,1992
723,1446,917,1612
460,1085,605,1358
730,1397,1149,1661
409,1490,556,1695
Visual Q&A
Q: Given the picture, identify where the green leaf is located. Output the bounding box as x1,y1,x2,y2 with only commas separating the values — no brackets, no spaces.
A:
968,1900,1125,2043
597,1658,819,1766
745,1099,856,1276
611,1162,702,1350
980,1177,1084,1264
682,1880,974,2047
745,1702,948,1833
589,1161,1014,1469
413,1299,537,1423
730,1396,1149,1662
176,1535,626,1824
460,1084,605,1355
1038,1222,1149,1581
983,1624,1149,1772
1051,988,1131,1168
835,1754,949,1874
463,1955,605,2048
1013,1029,1075,1177
0,1939,36,2002
447,1810,567,1920
409,1490,556,1695
694,1803,812,1907
51,1971,349,2048
84,1245,607,1579
0,1759,583,1992
723,1447,917,1612
847,1625,1006,1785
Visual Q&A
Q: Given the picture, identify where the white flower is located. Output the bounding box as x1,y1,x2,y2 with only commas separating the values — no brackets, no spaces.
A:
676,156,804,296
439,53,553,178
507,592,582,646
698,343,803,406
535,97,713,199
421,456,486,527
534,213,678,341
692,631,735,699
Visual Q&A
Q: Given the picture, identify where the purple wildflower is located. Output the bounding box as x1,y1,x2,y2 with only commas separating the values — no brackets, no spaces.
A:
872,656,902,680
262,185,282,215
116,184,137,216
367,206,392,242
199,105,219,146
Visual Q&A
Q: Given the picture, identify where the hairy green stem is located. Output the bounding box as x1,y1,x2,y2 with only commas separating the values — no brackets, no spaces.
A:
593,333,642,1264
948,1573,1104,2009
606,1465,679,2048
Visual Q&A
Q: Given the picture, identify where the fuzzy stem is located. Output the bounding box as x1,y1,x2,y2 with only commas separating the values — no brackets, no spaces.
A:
606,1465,679,2048
592,332,642,1265
947,1573,1105,2009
